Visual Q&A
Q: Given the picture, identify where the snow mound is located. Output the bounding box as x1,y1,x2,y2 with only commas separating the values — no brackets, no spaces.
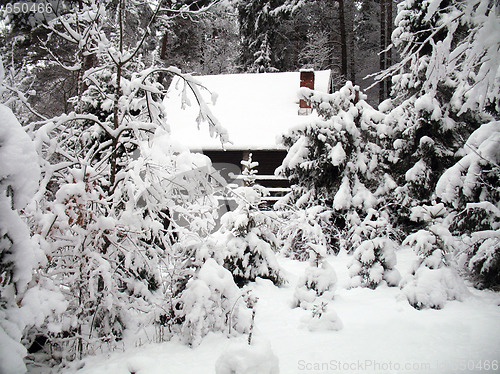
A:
215,338,280,374
302,310,343,332
0,318,27,374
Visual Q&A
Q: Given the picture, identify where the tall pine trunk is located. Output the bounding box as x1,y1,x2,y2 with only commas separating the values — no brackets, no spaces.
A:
379,0,386,102
347,1,356,84
385,0,393,96
338,0,348,82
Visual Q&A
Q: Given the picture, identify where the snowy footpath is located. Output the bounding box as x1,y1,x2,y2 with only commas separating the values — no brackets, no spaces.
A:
56,248,500,374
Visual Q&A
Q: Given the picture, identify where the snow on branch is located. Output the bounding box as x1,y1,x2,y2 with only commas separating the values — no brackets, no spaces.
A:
369,0,500,114
167,67,230,146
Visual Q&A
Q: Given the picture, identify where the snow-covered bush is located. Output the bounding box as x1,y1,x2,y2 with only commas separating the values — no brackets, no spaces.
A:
207,186,284,287
400,228,469,309
179,259,250,347
215,336,280,374
293,248,336,310
278,206,336,260
401,265,469,310
20,0,229,361
348,237,401,289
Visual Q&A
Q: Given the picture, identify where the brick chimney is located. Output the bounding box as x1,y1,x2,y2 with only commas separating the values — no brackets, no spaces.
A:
299,69,314,115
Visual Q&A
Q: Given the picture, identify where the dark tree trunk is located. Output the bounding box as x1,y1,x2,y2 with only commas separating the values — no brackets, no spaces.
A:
158,32,168,84
379,0,387,102
385,0,393,96
158,0,172,84
160,32,168,61
338,0,348,82
348,2,356,84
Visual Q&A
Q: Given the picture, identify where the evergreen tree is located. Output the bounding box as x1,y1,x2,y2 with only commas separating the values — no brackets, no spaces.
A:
0,0,81,119
156,1,239,75
437,122,500,289
276,82,396,252
278,205,336,260
377,0,500,297
348,236,401,289
377,0,498,228
206,157,283,286
399,203,470,309
236,0,285,72
293,246,337,309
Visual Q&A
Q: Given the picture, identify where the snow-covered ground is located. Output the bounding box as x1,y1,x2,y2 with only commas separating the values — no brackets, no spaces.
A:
55,247,500,374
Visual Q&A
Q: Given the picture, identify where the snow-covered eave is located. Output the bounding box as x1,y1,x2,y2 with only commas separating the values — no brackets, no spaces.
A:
189,144,287,152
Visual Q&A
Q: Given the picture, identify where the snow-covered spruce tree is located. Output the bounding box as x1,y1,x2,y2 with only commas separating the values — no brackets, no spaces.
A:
236,0,283,72
251,33,278,73
24,0,227,361
292,245,342,332
348,235,401,289
376,0,499,230
374,0,500,294
276,82,398,253
206,157,283,287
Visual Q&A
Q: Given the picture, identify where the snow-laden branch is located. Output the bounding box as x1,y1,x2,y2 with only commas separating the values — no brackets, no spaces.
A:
368,0,499,115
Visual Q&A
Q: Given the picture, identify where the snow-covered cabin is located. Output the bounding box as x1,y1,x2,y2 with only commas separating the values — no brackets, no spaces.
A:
165,70,332,200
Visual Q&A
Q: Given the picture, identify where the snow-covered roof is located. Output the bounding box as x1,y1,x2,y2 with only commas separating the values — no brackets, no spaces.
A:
164,70,331,151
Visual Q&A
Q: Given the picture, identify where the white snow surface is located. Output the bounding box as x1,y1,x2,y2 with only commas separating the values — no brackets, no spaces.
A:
215,337,280,374
52,248,500,374
164,70,331,150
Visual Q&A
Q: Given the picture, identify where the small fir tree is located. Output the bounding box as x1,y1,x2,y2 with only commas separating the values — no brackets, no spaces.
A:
278,206,336,261
399,203,469,309
207,157,283,287
348,237,401,289
178,259,250,347
293,245,337,310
